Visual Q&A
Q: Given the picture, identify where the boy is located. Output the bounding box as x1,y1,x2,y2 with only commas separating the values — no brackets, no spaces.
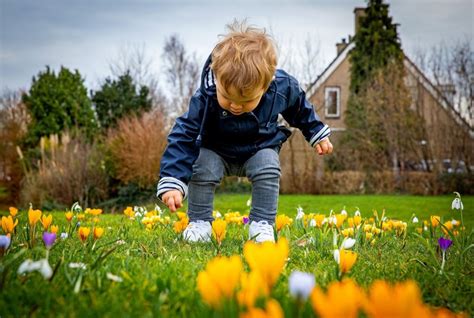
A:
157,21,333,243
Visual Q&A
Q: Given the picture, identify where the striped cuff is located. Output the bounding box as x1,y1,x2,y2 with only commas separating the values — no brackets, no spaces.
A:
157,177,189,201
309,124,331,147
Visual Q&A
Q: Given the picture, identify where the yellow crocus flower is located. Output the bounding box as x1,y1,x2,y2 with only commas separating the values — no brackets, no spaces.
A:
78,227,90,243
65,212,74,222
41,214,53,231
347,217,354,228
430,215,441,227
241,298,284,318
196,255,242,308
173,217,189,234
364,280,432,318
1,215,18,234
339,250,357,274
123,206,134,219
9,207,18,217
51,225,59,234
311,279,364,318
28,208,42,226
211,219,227,245
243,238,289,290
441,221,453,236
237,271,269,309
275,214,292,232
313,214,325,227
176,212,187,220
353,215,362,227
335,214,345,228
93,227,104,240
89,209,102,216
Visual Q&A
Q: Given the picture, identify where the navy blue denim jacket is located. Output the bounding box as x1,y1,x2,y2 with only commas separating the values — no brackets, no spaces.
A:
157,55,331,199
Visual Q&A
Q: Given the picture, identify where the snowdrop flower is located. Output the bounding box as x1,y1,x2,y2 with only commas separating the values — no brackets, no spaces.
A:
354,208,361,217
412,216,419,223
328,215,337,226
69,262,87,269
309,219,317,227
215,211,222,218
18,259,53,279
116,240,126,245
289,271,316,300
154,204,163,216
71,202,82,213
340,207,347,216
451,193,463,210
246,197,252,207
296,206,305,220
60,232,68,240
451,219,459,226
106,272,123,282
342,238,356,249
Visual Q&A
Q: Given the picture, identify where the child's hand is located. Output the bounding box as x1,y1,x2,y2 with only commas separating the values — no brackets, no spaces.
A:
315,138,333,155
162,190,183,212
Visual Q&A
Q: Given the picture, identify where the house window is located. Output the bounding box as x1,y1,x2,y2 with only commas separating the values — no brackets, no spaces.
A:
324,87,340,118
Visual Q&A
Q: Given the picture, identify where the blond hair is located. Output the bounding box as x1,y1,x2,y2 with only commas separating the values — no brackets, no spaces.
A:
211,20,277,98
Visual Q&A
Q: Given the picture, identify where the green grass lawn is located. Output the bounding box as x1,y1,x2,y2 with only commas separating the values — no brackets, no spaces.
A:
214,194,473,228
0,194,472,317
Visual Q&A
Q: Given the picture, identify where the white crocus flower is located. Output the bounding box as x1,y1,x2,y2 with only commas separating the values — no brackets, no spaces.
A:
246,197,252,207
451,219,459,226
106,272,123,282
215,211,222,218
412,216,419,223
60,232,68,240
354,208,361,217
309,219,317,227
18,259,53,279
342,238,356,249
289,271,316,300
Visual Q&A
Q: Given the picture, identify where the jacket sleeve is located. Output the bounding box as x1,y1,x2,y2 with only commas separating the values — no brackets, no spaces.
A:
157,92,206,200
281,76,331,147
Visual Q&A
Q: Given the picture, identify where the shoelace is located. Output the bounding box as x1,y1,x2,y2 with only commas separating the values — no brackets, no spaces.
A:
255,221,274,237
187,221,208,231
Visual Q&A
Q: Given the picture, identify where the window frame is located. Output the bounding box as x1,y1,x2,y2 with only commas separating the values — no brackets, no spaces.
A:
324,86,341,118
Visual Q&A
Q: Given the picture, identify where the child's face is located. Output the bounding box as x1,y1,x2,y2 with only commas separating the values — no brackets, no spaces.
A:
216,83,265,116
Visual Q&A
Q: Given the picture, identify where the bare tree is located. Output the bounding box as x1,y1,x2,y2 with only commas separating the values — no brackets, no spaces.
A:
278,33,324,91
161,35,200,116
107,43,169,116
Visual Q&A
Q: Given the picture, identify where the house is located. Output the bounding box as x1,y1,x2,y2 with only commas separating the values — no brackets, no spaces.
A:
279,7,473,194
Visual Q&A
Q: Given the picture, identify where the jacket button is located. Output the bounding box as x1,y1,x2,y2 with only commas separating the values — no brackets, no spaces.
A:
222,111,227,116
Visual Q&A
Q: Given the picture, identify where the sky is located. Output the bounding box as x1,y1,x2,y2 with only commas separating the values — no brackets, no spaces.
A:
0,0,472,92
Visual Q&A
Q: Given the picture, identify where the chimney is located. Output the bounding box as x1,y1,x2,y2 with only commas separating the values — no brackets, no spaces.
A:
354,7,366,34
336,38,348,55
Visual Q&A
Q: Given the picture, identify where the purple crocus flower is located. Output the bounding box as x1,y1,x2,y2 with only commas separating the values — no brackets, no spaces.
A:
42,232,57,249
242,216,250,225
438,237,453,251
0,235,11,249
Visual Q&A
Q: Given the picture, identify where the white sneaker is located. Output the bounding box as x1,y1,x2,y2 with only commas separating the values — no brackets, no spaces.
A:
249,220,275,243
183,220,212,242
